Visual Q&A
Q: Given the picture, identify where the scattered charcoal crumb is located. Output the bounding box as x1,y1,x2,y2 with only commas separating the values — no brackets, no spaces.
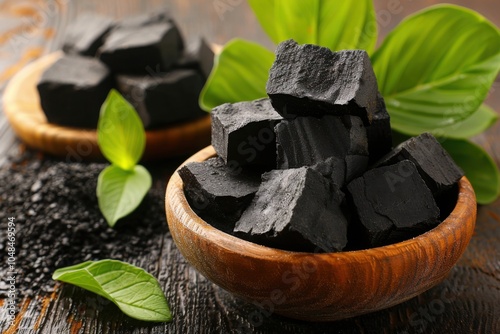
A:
0,154,168,299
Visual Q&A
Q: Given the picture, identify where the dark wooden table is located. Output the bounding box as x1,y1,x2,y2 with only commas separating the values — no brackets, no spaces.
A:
0,1,499,333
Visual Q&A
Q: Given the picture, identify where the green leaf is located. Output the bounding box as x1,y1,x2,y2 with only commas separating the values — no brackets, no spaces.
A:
98,89,146,170
248,0,377,53
431,104,498,139
441,138,500,204
372,5,500,136
199,39,275,111
53,260,171,322
97,165,152,227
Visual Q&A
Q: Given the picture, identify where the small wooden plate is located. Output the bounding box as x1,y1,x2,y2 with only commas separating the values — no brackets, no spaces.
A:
3,51,211,161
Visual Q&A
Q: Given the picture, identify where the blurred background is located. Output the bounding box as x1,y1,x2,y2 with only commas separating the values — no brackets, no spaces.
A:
0,0,499,159
1,0,499,77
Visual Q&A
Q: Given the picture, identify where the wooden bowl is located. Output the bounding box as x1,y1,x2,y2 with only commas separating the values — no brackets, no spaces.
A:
165,146,477,322
3,51,211,161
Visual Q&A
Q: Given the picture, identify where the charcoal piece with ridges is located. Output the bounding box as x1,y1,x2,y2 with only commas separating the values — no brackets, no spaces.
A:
211,98,283,167
266,39,378,123
276,116,347,169
234,167,348,252
116,69,205,128
275,115,368,171
366,93,392,162
98,22,183,73
176,37,214,79
178,157,261,232
343,115,369,156
37,55,113,128
62,13,115,56
347,160,439,248
373,132,464,195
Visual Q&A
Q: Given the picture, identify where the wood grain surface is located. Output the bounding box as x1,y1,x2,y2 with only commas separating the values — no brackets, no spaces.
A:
0,0,499,333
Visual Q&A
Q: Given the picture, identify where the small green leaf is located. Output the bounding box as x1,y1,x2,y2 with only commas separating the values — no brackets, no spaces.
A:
98,89,146,170
248,0,377,53
431,104,498,139
53,260,171,322
372,5,500,136
441,138,500,204
97,165,152,227
199,39,275,111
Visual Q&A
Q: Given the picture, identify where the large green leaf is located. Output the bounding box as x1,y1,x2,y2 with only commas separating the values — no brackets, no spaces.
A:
442,139,500,204
372,5,500,136
432,104,498,139
199,39,274,111
248,0,377,53
98,89,146,170
53,260,171,322
97,165,152,227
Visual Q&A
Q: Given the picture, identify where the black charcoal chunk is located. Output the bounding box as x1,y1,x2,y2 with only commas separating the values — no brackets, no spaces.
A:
343,115,369,155
345,155,369,183
347,160,439,247
235,167,348,252
98,22,183,72
176,37,214,79
116,69,205,128
211,98,283,167
276,116,349,169
115,10,184,51
276,115,368,183
178,157,261,232
62,13,115,56
266,40,378,123
311,156,346,188
434,183,459,221
118,10,173,28
373,132,464,194
37,55,113,128
366,93,392,162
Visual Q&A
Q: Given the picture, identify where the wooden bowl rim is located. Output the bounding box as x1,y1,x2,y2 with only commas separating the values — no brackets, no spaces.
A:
166,145,476,264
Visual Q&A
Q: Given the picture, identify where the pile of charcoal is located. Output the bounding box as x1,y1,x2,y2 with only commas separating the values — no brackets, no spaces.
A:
179,39,464,252
37,9,214,129
0,156,167,298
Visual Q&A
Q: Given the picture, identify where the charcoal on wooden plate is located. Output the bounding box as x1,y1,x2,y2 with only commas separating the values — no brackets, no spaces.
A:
62,13,115,56
211,98,283,168
366,93,392,162
276,114,368,184
176,37,214,79
178,157,261,232
116,69,205,128
266,39,378,123
373,132,464,195
347,160,439,248
37,55,113,128
98,22,183,73
234,167,348,252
